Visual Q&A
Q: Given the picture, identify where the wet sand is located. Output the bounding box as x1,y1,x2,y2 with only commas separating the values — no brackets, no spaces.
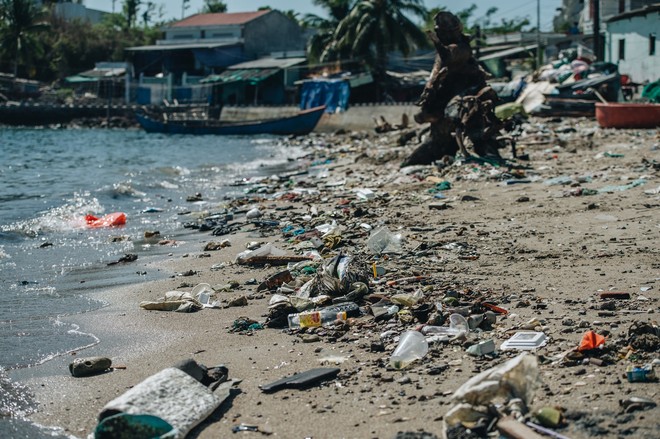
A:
18,117,659,439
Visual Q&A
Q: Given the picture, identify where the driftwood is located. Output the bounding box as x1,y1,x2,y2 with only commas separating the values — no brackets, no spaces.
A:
402,12,505,167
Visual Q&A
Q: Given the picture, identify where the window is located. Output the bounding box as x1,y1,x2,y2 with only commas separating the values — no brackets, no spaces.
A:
618,0,625,13
618,39,625,60
651,33,657,56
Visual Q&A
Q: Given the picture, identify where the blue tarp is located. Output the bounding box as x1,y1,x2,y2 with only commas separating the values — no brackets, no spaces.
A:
300,79,350,113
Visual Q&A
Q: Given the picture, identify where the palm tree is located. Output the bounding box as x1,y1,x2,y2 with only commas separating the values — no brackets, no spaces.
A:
303,0,354,64
0,0,48,77
331,0,428,92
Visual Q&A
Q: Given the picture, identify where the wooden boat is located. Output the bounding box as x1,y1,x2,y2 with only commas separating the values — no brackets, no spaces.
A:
595,102,660,128
136,105,326,135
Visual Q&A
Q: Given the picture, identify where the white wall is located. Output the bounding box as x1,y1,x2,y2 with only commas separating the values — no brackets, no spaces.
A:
606,11,660,83
164,26,241,42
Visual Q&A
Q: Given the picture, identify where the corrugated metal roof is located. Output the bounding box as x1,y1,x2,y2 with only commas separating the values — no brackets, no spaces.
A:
170,11,270,28
65,75,98,83
126,42,236,51
227,57,306,70
78,67,126,78
200,68,280,85
478,44,537,61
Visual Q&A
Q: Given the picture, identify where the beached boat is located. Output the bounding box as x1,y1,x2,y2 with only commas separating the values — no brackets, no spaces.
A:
136,105,326,135
595,102,660,128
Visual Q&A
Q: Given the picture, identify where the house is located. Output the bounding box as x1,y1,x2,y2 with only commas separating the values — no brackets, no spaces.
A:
64,62,132,102
127,10,305,79
200,57,307,105
579,0,657,33
126,10,306,105
605,4,660,84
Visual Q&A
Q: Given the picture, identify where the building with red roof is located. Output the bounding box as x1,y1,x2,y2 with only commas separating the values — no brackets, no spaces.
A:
126,9,306,105
127,9,304,79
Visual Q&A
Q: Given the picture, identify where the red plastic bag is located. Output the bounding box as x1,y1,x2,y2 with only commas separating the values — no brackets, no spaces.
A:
85,212,127,228
577,330,605,352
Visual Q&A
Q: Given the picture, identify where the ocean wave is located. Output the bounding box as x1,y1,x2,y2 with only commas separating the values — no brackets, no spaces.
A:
106,182,147,199
0,194,104,236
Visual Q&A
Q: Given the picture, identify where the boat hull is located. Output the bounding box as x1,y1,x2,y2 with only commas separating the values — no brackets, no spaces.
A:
595,102,660,128
136,106,326,135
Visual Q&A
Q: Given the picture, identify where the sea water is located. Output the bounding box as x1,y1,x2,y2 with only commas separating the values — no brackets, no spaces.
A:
0,127,306,436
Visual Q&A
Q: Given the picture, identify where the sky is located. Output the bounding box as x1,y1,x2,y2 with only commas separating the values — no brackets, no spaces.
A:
84,0,562,31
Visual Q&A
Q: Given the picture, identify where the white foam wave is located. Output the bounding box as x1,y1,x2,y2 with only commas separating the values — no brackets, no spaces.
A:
30,319,100,368
110,182,146,198
0,193,104,236
0,246,10,260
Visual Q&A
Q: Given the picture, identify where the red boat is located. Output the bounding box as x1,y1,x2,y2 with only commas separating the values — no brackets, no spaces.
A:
595,102,660,128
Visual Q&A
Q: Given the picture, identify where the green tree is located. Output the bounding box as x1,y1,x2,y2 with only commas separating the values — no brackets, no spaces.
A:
0,0,49,77
123,0,141,29
202,0,227,13
303,0,354,64
330,0,428,87
281,9,299,23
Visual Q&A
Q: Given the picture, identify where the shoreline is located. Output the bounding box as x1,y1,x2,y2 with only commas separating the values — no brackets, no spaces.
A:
13,119,660,438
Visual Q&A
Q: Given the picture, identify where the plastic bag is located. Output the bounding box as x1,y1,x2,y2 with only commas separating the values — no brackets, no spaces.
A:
367,226,403,254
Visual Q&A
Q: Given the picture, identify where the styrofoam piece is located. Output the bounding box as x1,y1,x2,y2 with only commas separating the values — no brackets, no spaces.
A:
500,332,548,351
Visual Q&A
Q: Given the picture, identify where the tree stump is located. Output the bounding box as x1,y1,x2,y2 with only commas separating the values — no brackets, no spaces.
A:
402,11,504,167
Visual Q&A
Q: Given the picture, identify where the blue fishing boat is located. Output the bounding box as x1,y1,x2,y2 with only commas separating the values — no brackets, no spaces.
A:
135,105,326,135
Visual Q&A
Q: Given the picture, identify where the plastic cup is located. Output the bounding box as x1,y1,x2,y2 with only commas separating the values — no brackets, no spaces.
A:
389,331,429,370
191,283,213,304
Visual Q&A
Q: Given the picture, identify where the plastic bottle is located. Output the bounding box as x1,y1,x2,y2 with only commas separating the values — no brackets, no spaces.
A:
287,309,348,328
389,331,428,370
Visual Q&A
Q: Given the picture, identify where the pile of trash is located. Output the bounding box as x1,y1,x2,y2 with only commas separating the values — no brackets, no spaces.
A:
103,122,658,438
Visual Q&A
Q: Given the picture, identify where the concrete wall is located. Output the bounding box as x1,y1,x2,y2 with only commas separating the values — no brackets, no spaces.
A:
244,11,304,58
606,10,660,83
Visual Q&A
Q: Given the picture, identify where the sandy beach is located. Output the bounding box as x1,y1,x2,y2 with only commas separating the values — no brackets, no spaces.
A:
15,116,659,439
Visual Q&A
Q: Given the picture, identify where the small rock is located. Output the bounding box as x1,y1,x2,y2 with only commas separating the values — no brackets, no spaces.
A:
69,357,112,377
397,375,412,385
301,334,320,343
226,295,248,307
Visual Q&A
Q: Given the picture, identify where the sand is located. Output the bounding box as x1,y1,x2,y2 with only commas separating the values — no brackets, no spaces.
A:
17,116,659,439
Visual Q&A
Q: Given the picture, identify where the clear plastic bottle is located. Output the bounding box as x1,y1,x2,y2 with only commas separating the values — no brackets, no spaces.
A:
287,309,348,328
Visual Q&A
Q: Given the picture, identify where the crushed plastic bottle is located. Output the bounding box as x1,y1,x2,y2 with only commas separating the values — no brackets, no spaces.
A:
286,303,358,329
287,309,347,329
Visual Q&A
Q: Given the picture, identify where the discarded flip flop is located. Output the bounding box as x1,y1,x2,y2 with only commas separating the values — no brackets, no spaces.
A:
260,367,340,393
